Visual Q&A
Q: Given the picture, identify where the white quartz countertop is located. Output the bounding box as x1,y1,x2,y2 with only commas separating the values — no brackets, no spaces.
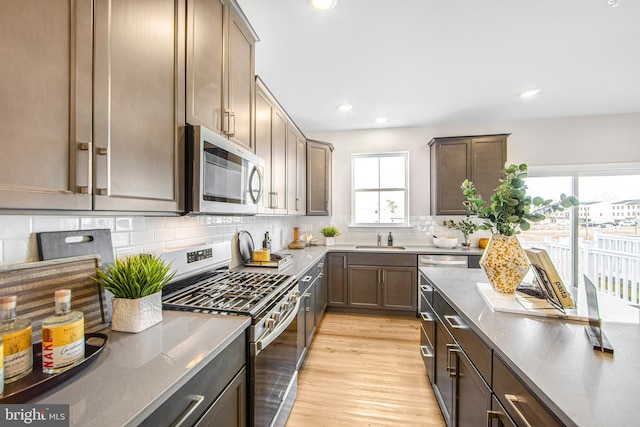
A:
29,312,250,427
421,267,640,427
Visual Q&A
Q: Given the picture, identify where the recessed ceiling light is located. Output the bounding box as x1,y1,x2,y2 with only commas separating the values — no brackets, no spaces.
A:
309,0,337,12
519,88,541,98
375,117,388,124
337,104,353,112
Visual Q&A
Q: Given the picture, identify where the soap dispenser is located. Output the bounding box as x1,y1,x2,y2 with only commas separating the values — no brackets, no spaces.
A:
387,232,393,246
263,232,271,250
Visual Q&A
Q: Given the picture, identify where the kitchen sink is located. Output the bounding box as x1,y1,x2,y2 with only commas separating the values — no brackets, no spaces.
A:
355,245,406,250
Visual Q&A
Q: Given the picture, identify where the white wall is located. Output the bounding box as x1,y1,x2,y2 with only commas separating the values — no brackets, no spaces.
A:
306,113,640,245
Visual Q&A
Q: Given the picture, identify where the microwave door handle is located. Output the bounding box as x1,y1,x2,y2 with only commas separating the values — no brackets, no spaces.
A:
249,165,263,204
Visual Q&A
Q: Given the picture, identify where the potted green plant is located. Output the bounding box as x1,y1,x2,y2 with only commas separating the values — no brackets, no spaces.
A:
442,216,480,248
461,163,578,293
93,254,175,333
320,226,340,246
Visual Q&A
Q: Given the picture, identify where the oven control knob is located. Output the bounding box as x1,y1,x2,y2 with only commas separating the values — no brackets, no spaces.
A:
265,318,276,329
289,292,299,303
272,312,282,322
281,302,290,312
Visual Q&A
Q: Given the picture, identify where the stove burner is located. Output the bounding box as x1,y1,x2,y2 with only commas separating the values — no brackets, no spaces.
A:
162,270,294,316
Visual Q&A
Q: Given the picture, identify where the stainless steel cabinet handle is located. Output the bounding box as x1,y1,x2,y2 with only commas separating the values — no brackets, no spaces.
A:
446,343,459,378
420,259,467,266
486,410,502,427
420,284,433,293
172,394,204,427
444,314,467,330
419,345,433,358
343,256,347,269
504,394,533,427
229,112,236,137
420,312,434,322
318,262,324,269
303,292,312,298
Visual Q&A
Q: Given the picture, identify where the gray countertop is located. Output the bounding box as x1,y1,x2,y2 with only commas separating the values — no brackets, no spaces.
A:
422,267,640,427
29,312,250,427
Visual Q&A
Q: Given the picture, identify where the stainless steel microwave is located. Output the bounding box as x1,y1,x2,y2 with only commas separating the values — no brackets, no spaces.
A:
186,125,264,215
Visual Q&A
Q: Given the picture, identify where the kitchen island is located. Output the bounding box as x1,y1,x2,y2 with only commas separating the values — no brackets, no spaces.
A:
29,312,250,427
422,267,640,427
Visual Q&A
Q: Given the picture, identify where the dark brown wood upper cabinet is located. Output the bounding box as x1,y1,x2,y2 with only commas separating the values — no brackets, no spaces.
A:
186,0,257,152
429,134,508,215
306,140,334,216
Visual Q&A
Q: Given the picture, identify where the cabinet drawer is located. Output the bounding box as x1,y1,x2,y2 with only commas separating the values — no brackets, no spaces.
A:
140,332,246,427
348,253,417,267
433,291,491,384
492,353,564,427
419,323,434,381
419,274,434,308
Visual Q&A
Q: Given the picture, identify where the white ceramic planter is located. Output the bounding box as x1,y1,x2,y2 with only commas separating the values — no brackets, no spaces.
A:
325,237,335,246
111,292,162,333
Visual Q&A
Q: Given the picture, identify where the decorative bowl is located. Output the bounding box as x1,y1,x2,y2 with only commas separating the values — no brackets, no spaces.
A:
433,237,458,249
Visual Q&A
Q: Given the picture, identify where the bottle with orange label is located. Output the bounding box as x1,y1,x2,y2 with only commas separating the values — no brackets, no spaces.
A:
0,295,33,383
42,289,84,374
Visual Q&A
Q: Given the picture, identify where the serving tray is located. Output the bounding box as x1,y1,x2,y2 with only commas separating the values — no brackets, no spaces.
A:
0,332,108,403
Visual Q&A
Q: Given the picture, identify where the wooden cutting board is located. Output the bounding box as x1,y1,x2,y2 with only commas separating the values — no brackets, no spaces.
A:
0,255,109,343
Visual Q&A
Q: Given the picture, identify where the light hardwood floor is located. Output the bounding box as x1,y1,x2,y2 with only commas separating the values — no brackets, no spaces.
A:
286,312,446,427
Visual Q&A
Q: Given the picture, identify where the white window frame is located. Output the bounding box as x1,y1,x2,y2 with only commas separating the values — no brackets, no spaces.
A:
528,162,640,287
350,151,410,227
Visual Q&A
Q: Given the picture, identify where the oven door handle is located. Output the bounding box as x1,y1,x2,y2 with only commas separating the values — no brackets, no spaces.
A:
252,296,301,357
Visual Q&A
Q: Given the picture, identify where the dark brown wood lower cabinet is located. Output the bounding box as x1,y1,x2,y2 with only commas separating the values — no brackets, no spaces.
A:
196,367,247,427
326,253,348,307
433,319,491,427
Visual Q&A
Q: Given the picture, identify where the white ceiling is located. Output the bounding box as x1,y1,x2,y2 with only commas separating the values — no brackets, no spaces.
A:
236,0,640,133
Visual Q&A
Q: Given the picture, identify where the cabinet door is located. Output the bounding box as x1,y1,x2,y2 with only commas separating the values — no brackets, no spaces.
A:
186,0,225,134
431,139,470,215
270,110,288,213
287,126,306,215
433,320,455,427
0,0,92,210
455,350,492,427
471,136,507,208
314,261,326,324
196,367,247,427
296,136,307,215
381,266,417,311
305,280,317,346
348,266,381,308
226,3,255,150
94,0,185,212
306,140,333,216
255,82,274,213
327,253,347,307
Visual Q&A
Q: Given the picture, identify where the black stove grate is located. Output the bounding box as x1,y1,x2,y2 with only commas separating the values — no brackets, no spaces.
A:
162,270,293,315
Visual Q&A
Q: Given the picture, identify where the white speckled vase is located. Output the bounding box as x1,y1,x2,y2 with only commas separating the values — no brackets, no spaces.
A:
480,234,529,293
111,292,163,333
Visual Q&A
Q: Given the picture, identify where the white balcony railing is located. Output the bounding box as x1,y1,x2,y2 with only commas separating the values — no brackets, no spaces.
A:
528,235,640,304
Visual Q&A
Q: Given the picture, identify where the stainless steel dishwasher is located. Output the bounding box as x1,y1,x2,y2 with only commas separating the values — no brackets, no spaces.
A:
418,254,470,269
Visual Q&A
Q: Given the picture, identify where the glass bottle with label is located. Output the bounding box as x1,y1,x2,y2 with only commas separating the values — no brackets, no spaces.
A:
41,289,85,374
0,295,33,382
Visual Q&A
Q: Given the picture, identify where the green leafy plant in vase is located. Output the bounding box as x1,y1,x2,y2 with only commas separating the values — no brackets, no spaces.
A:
93,254,175,333
320,226,340,246
461,163,578,293
442,216,480,248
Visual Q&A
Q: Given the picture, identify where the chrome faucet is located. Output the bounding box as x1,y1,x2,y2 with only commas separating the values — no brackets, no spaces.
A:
377,233,382,246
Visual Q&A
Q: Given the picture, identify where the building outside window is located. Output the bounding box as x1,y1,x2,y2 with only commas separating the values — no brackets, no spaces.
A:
519,166,640,304
351,152,409,226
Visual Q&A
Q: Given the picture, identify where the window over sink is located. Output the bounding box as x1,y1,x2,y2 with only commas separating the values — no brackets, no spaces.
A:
351,152,409,226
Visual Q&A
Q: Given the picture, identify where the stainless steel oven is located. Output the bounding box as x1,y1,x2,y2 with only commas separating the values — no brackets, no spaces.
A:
186,125,264,215
161,242,300,427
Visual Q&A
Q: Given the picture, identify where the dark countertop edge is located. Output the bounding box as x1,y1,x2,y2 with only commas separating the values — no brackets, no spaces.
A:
124,316,251,426
419,267,577,427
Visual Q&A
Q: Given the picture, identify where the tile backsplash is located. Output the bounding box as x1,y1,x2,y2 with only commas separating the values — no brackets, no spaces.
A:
0,214,296,267
0,213,487,267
